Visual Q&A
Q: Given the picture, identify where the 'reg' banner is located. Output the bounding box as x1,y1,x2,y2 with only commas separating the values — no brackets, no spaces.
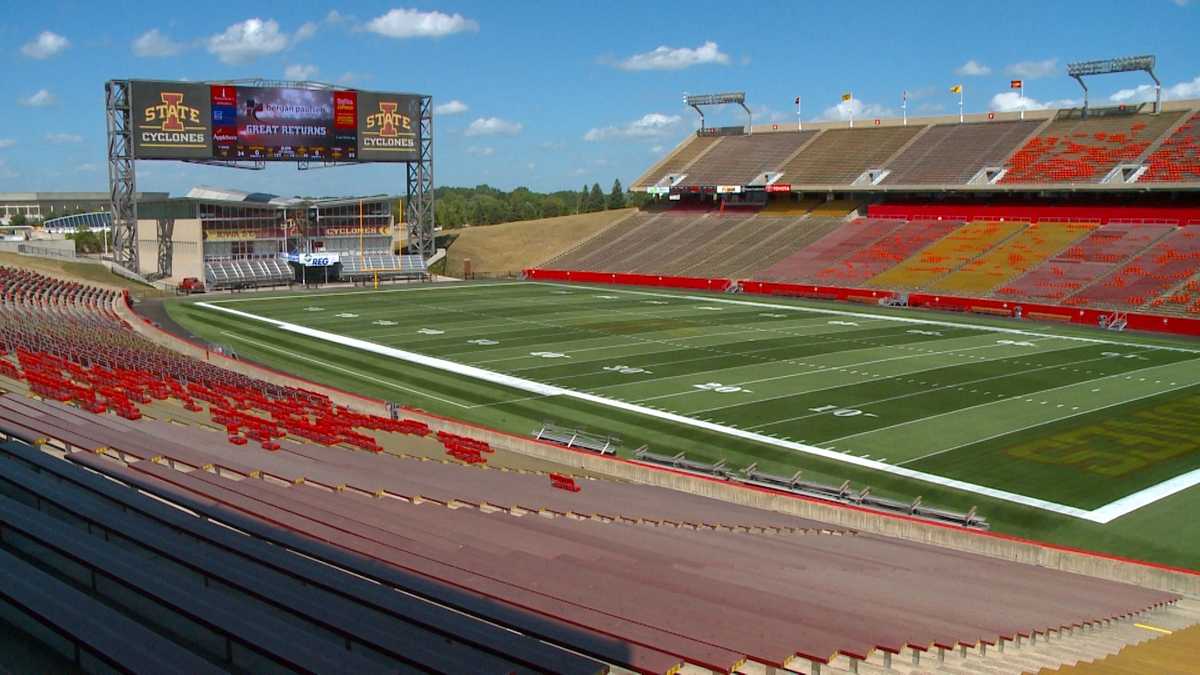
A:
131,81,214,159
356,92,421,162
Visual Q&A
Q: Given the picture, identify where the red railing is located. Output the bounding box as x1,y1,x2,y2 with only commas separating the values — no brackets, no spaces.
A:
868,203,1200,225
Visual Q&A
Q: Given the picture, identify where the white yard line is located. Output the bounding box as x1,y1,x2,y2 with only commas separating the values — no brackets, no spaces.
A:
742,351,1133,432
529,282,1200,354
197,300,1188,522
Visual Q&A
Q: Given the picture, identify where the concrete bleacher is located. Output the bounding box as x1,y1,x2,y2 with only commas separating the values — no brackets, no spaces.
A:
807,219,962,286
868,220,1028,290
546,209,666,270
1141,112,1200,182
337,251,427,278
1000,108,1184,184
778,126,926,185
930,221,1097,295
998,222,1177,303
883,119,1042,184
709,217,844,279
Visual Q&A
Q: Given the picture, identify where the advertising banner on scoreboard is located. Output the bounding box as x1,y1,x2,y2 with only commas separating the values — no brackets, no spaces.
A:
128,80,421,163
131,81,214,160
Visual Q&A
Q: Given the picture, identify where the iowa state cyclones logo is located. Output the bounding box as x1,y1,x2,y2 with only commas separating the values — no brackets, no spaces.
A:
143,92,201,131
362,100,415,151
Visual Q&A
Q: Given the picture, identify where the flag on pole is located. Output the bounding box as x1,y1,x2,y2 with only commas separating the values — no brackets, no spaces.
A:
841,92,853,102
950,84,963,94
795,96,801,104
1010,79,1023,89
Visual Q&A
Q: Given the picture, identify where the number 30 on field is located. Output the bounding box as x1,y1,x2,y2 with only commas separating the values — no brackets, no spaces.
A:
808,404,877,418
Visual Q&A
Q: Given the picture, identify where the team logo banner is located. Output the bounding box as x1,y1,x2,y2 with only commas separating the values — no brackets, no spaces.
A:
356,92,420,162
131,82,214,159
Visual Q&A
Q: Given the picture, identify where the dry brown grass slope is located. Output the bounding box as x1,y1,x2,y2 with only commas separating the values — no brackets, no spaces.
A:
441,208,635,277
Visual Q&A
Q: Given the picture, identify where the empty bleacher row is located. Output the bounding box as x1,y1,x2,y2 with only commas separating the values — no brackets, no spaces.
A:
338,251,428,279
636,105,1200,190
204,257,292,289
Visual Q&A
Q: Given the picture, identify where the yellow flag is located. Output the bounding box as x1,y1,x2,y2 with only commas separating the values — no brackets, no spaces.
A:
950,84,963,94
841,92,852,102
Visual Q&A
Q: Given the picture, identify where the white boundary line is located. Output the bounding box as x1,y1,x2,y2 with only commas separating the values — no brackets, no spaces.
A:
195,299,1200,523
206,281,523,304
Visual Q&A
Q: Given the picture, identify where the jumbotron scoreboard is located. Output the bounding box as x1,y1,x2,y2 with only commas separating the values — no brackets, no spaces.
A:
130,80,421,163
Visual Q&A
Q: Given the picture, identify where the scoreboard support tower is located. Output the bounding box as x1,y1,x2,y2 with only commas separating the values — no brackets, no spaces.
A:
105,80,139,272
406,96,435,259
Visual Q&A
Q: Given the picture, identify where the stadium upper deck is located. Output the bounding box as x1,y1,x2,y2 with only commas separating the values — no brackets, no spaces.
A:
635,100,1200,193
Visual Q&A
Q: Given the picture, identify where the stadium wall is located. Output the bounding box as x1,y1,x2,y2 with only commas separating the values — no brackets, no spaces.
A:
868,203,1200,224
124,293,1200,593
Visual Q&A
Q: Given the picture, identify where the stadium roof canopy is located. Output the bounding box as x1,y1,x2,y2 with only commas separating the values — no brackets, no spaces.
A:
185,185,391,209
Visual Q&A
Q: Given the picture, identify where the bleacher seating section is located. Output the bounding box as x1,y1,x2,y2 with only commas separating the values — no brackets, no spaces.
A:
883,120,1041,184
679,131,815,185
204,257,291,289
998,223,1176,303
867,220,1028,290
337,251,427,278
778,126,925,184
636,134,721,187
1069,226,1200,308
759,218,903,282
929,221,1097,295
797,219,962,285
1000,109,1184,184
1141,112,1200,182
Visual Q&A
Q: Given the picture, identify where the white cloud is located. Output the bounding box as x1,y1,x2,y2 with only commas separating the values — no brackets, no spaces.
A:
434,99,468,115
207,18,290,64
21,31,69,59
284,64,319,80
18,89,56,107
1110,75,1200,103
820,98,895,121
1172,0,1191,6
74,163,100,173
465,146,495,157
617,41,729,71
337,72,365,84
989,92,1080,112
365,9,479,38
584,112,683,141
465,117,522,136
650,145,664,154
294,21,318,43
1007,59,1058,79
955,59,991,76
45,133,82,144
132,28,183,57
0,139,13,149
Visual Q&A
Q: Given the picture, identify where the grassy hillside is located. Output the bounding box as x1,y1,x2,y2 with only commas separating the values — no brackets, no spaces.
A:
0,252,163,296
441,208,634,277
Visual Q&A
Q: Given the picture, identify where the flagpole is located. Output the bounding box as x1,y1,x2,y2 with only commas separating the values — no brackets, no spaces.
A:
1020,82,1025,120
959,87,965,123
796,96,802,131
902,91,908,126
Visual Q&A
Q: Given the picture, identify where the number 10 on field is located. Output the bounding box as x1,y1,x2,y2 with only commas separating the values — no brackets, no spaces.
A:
809,404,878,418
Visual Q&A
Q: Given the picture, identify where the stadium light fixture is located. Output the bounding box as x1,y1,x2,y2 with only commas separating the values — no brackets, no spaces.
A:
1066,55,1160,116
683,91,752,134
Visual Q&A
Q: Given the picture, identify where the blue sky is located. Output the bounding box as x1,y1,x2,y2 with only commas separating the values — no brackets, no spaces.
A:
1,1,1198,197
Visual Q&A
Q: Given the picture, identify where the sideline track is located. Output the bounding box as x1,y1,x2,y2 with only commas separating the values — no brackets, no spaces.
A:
195,292,1200,523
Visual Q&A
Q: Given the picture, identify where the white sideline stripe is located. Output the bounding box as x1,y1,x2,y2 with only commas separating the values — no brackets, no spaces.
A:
1090,469,1200,522
208,281,522,304
215,331,474,409
197,300,1148,523
531,282,1200,354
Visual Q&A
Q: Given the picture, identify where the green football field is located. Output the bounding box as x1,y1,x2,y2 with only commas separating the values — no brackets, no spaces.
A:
167,280,1200,568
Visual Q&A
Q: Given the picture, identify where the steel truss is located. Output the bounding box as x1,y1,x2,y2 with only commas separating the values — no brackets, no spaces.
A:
405,95,435,258
105,80,138,271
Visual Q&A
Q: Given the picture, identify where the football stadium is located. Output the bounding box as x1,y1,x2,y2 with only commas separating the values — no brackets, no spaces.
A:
3,5,1200,674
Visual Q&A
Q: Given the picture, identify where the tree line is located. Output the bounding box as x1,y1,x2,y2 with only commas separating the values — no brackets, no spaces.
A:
424,180,650,229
